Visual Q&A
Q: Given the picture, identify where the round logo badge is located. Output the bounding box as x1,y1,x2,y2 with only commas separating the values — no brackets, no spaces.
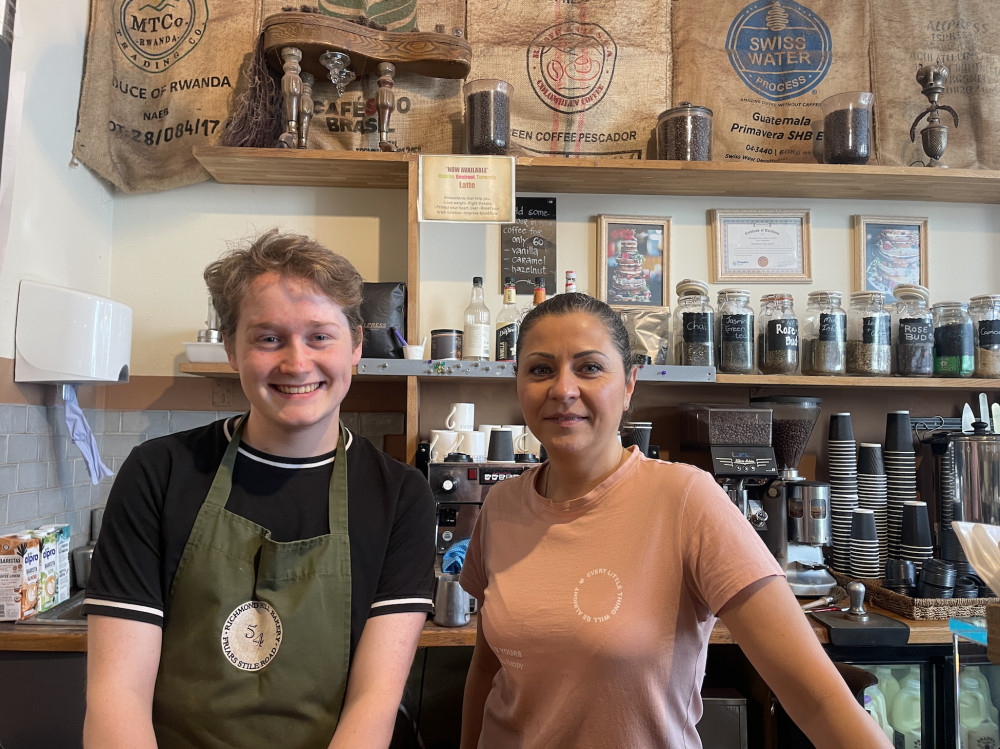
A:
221,600,283,672
527,22,617,114
116,0,208,73
725,0,832,102
572,567,623,624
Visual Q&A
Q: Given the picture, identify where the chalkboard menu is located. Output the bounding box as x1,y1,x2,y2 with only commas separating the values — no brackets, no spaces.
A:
500,197,557,295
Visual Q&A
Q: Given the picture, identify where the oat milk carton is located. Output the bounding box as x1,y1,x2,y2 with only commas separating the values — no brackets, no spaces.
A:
0,534,41,620
50,524,72,603
32,527,60,612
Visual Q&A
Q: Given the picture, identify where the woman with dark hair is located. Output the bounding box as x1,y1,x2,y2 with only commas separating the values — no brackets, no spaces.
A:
84,230,435,748
459,293,890,748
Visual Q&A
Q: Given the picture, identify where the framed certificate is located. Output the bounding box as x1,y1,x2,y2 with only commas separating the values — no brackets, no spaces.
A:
710,209,811,283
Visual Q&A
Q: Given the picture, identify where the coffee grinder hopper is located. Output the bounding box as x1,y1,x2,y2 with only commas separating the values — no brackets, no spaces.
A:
749,396,822,478
749,396,835,597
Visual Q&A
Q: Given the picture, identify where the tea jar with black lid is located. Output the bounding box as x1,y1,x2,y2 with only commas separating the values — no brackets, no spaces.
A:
757,293,799,375
673,279,714,366
847,291,891,376
716,288,754,374
801,290,846,375
656,102,712,161
970,294,1000,378
892,284,933,377
932,301,974,377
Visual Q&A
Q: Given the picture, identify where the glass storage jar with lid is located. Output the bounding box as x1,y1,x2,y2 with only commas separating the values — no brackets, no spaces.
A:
757,293,799,374
656,102,713,161
892,284,933,377
932,301,974,377
716,288,754,374
847,291,891,376
801,290,846,375
673,279,714,366
970,294,1000,378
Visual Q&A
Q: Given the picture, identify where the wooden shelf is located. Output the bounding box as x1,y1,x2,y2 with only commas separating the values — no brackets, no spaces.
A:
192,146,413,189
178,362,237,377
715,374,1000,389
193,146,1000,203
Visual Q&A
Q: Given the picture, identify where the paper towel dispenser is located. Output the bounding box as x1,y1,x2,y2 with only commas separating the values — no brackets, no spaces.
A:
14,280,132,384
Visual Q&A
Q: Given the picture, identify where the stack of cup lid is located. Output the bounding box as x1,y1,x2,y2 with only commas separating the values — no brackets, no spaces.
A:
827,413,859,575
884,558,917,596
917,559,957,598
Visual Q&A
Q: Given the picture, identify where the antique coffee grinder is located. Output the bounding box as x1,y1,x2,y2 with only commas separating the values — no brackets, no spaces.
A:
909,63,960,168
681,397,836,596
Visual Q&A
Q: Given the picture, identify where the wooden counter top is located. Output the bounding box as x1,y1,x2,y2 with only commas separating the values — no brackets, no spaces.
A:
0,607,959,653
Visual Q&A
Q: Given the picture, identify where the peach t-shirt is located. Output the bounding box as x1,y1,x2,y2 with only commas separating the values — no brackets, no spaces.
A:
461,447,784,749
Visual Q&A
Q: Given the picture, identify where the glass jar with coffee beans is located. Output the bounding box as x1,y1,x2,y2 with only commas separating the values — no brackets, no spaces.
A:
757,293,799,375
801,290,846,375
892,284,933,377
971,294,1000,378
932,301,974,377
656,102,713,161
716,288,754,374
673,279,715,367
847,292,891,375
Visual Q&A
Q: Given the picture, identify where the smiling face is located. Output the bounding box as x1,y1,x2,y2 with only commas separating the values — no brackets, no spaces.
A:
516,310,637,467
226,272,362,456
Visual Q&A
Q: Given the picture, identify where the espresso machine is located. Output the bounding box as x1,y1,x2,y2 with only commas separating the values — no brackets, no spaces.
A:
681,397,836,596
428,459,531,557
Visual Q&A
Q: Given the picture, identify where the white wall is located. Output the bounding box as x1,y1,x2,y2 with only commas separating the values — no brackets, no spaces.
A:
110,184,407,374
0,3,114,359
420,196,1000,342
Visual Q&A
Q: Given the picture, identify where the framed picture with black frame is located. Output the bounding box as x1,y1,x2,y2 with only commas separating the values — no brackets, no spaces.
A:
596,214,670,309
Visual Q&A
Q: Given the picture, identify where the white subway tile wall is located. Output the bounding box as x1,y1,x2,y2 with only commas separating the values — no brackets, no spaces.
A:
0,405,404,550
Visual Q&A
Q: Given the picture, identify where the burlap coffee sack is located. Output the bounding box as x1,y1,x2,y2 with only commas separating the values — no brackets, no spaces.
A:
466,0,670,159
73,2,464,193
224,1,466,155
673,0,870,164
302,0,466,154
871,1,999,169
319,0,417,31
73,1,264,193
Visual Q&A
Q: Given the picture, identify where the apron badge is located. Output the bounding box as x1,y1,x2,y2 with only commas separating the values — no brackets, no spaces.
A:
221,600,283,671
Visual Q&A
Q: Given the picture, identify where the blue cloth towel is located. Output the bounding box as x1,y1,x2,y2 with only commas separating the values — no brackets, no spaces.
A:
442,538,470,574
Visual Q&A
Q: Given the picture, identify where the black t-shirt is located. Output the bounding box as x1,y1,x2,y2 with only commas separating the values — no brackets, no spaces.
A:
84,417,435,657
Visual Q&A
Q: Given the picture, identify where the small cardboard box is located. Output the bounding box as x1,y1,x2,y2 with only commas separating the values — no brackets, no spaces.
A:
0,534,41,620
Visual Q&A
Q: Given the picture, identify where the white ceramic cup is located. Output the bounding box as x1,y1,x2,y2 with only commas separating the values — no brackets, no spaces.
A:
478,424,501,455
403,344,426,360
458,430,485,461
515,429,542,456
502,424,525,450
446,402,475,432
429,429,462,462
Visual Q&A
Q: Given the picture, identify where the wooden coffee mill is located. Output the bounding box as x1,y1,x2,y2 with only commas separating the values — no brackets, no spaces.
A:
262,12,472,152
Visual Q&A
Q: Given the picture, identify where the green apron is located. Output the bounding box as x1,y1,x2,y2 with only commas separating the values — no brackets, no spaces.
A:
152,416,351,748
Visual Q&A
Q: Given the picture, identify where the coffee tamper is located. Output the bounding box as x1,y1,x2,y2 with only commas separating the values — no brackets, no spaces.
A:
844,581,869,623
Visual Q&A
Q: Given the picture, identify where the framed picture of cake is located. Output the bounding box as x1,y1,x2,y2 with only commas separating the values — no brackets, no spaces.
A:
710,209,812,283
853,215,928,302
597,215,670,308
